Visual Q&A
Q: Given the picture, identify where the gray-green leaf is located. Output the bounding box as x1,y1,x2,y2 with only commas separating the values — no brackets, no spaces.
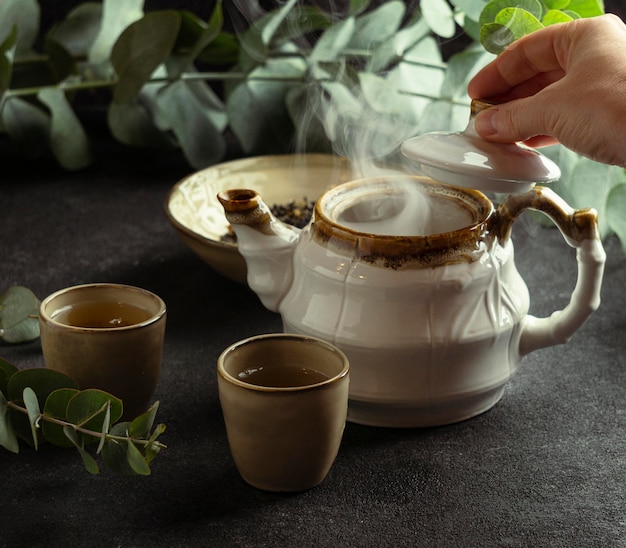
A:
1,97,51,157
0,0,39,55
23,387,41,450
47,2,103,57
421,0,457,38
0,390,19,453
155,79,226,168
0,286,40,344
38,87,93,170
111,11,182,103
88,0,144,64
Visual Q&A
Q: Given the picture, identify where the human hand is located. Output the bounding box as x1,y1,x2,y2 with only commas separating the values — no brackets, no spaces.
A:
467,14,626,167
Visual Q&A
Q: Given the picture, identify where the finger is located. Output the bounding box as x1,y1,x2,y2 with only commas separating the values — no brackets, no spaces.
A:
468,23,572,99
472,97,552,143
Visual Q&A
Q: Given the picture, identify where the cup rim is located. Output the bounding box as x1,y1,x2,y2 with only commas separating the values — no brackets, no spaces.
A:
39,283,167,332
217,333,350,392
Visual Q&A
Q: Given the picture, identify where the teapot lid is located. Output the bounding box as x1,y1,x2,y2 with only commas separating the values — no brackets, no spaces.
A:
401,100,561,193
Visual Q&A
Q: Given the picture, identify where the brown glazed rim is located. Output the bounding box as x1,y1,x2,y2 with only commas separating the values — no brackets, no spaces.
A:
39,283,167,333
217,333,350,393
311,176,496,267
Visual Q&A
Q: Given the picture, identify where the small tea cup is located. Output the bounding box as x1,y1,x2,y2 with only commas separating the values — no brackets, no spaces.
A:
39,283,167,419
217,333,350,492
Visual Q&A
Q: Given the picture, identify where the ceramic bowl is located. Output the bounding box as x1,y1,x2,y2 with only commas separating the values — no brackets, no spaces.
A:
165,154,353,284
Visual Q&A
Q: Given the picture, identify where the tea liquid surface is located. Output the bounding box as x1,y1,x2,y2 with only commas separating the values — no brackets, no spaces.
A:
52,301,152,328
238,364,329,387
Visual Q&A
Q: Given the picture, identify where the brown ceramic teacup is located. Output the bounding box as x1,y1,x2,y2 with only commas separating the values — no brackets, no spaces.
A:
217,333,350,492
39,283,166,419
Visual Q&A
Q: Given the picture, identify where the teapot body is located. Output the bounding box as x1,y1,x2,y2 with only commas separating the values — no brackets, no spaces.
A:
280,227,529,427
219,175,605,428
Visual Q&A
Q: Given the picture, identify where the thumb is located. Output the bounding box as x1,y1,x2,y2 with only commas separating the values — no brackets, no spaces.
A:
473,101,547,143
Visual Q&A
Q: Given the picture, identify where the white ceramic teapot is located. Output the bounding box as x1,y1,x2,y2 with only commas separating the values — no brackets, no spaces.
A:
218,174,605,428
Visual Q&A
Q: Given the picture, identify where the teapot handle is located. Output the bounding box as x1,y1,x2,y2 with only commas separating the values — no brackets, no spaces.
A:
496,187,606,356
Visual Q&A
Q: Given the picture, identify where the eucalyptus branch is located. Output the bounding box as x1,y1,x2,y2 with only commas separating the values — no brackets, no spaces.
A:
0,352,167,476
5,399,167,450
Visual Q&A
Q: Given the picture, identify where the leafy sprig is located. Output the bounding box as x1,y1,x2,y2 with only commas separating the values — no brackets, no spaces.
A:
0,358,166,475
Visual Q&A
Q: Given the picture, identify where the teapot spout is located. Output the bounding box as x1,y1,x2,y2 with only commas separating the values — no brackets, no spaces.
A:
217,189,300,312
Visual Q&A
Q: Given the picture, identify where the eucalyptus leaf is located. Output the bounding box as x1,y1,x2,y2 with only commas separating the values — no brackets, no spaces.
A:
450,0,489,22
155,79,226,168
458,13,482,41
542,9,574,24
88,0,144,64
197,31,239,66
415,99,455,134
368,16,431,72
0,358,18,396
285,85,334,153
100,421,138,476
129,402,159,439
272,6,332,44
347,1,406,51
111,11,182,103
607,183,626,254
63,425,100,474
260,0,299,46
235,0,301,69
319,81,363,136
43,38,77,84
1,96,51,157
0,286,40,344
310,16,356,62
359,73,405,115
544,0,571,9
38,87,92,171
226,57,305,154
349,0,372,16
0,0,39,55
42,388,80,447
107,98,175,148
565,0,604,17
97,404,112,454
439,45,493,101
22,387,41,450
126,438,151,475
0,26,18,96
479,0,543,26
421,0,457,39
386,37,446,113
0,390,19,453
494,8,544,40
480,22,515,54
7,368,78,404
143,424,166,464
47,2,103,57
66,389,123,433
168,6,224,77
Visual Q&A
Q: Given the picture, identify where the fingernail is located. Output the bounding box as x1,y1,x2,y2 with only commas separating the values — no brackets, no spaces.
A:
474,109,499,137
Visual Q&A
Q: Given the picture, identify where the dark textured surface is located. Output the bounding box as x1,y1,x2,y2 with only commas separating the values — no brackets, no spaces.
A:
1,141,625,548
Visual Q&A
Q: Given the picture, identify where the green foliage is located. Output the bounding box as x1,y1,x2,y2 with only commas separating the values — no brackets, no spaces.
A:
0,0,623,249
0,359,166,475
478,0,604,53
